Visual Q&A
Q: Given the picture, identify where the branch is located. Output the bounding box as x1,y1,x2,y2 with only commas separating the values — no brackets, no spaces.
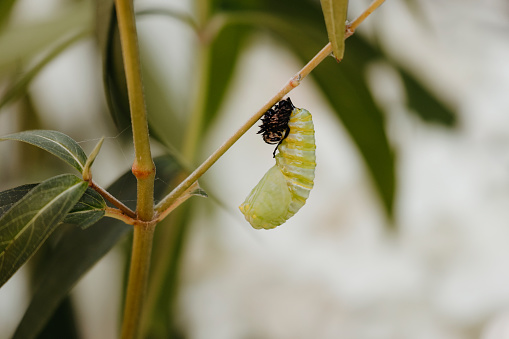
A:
115,0,155,221
90,180,136,219
154,0,386,216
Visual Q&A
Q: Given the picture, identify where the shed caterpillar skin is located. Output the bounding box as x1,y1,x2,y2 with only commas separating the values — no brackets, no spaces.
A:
239,98,316,229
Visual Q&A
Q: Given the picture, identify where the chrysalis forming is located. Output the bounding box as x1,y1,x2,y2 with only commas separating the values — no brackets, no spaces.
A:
239,98,316,229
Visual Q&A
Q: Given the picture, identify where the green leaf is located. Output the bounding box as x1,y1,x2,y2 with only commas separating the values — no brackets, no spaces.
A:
0,183,37,217
398,68,456,126
82,137,104,181
96,0,132,133
314,36,396,216
0,174,88,288
96,1,185,149
0,184,106,230
0,31,87,110
320,0,348,61
0,0,17,30
62,188,106,229
0,2,92,75
13,156,179,339
0,130,88,173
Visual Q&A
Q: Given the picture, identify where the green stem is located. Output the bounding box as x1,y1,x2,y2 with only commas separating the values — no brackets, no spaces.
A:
154,42,332,215
120,224,156,339
154,0,386,216
114,0,155,221
115,0,157,338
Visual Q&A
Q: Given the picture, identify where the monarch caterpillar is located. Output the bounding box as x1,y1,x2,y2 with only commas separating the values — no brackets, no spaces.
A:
239,98,316,229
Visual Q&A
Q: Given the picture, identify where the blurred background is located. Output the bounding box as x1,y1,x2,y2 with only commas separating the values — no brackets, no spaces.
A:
2,0,509,338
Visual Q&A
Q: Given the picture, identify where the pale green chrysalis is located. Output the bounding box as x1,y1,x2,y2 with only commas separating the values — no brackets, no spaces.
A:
239,99,316,229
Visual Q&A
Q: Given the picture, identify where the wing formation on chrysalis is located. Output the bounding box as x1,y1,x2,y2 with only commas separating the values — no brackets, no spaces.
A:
239,98,316,230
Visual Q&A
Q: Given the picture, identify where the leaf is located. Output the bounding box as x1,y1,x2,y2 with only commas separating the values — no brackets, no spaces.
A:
0,31,88,110
13,156,179,339
36,296,80,339
0,174,88,288
0,2,92,75
313,36,396,217
82,137,104,181
320,0,348,61
62,188,106,229
0,184,106,229
96,0,185,149
0,0,18,30
96,0,132,133
0,183,37,217
398,68,456,126
0,130,88,173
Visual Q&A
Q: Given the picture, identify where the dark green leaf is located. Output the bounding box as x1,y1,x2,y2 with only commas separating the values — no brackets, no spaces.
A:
62,188,106,229
96,0,132,132
13,156,179,339
0,130,88,173
320,0,348,61
0,183,37,217
97,1,185,149
399,68,456,126
313,36,396,216
36,297,79,339
0,184,106,229
0,0,17,30
0,174,88,288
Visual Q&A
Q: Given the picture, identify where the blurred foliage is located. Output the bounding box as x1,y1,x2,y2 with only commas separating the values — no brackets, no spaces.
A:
0,0,457,337
0,1,92,76
0,0,18,30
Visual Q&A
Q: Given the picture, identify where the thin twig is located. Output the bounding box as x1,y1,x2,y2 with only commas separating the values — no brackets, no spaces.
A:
90,179,136,218
154,0,386,216
115,0,157,338
115,0,155,222
155,43,332,214
105,207,136,225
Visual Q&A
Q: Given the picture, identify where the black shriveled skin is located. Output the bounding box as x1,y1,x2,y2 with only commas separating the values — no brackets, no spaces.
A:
257,98,295,157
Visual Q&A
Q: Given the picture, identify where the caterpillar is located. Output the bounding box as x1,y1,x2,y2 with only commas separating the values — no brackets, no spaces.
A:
239,98,316,229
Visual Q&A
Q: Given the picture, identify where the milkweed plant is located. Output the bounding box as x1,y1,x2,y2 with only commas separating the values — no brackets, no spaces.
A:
0,0,430,338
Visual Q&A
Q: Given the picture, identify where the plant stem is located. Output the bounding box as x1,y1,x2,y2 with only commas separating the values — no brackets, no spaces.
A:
155,43,331,214
90,180,136,218
120,223,156,339
115,0,157,338
114,0,155,221
105,207,136,225
154,0,386,215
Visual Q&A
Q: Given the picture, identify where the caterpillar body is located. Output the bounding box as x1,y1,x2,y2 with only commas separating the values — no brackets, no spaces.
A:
239,98,316,230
